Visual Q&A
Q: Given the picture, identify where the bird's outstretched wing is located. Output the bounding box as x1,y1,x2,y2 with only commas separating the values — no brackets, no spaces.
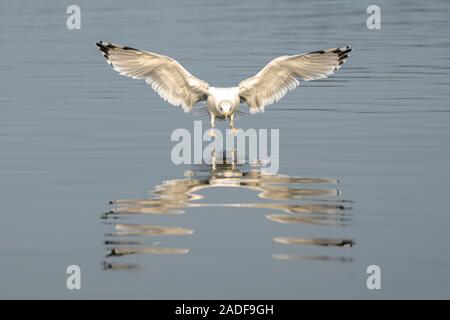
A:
238,46,351,113
96,41,210,112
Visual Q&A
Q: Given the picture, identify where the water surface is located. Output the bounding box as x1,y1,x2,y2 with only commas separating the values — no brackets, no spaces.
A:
1,0,450,298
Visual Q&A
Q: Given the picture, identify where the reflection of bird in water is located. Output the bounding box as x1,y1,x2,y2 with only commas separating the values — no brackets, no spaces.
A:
102,154,354,270
107,154,349,219
97,41,351,135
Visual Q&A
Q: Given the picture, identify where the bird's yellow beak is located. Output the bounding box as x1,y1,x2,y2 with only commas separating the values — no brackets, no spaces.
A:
225,113,229,120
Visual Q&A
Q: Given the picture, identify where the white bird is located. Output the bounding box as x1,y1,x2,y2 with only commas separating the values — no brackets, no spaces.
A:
96,41,351,135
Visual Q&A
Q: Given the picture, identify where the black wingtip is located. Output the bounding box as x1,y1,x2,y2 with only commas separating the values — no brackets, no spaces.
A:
341,45,352,55
96,41,106,51
96,41,112,59
309,50,326,55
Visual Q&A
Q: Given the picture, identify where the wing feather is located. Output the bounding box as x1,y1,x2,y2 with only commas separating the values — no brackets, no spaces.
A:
96,41,209,112
239,46,351,113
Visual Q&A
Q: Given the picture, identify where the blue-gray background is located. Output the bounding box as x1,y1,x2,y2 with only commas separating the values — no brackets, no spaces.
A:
1,0,449,298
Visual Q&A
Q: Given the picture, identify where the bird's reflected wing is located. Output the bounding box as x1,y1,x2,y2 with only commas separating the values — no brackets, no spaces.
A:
97,41,210,112
238,46,351,113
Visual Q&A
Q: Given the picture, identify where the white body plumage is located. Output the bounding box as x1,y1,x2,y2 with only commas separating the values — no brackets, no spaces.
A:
207,87,240,119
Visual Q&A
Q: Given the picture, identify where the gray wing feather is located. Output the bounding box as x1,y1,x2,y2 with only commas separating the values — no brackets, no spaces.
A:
97,41,209,112
238,46,351,113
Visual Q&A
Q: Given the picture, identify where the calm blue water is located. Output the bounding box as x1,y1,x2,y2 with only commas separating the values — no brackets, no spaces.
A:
1,0,450,298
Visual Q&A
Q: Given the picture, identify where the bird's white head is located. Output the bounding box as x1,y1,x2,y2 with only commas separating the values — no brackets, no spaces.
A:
218,100,233,118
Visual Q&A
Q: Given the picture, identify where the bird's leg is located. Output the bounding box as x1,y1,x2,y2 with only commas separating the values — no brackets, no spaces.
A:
211,149,217,171
208,113,217,137
231,148,237,169
229,113,239,135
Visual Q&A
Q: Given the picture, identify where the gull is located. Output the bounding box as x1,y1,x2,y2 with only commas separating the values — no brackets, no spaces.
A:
96,41,351,136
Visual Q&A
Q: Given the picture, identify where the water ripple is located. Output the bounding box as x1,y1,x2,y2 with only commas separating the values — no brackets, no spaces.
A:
102,153,354,269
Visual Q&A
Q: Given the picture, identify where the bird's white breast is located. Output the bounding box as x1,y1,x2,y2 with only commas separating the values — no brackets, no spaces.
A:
207,87,240,116
208,87,239,101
